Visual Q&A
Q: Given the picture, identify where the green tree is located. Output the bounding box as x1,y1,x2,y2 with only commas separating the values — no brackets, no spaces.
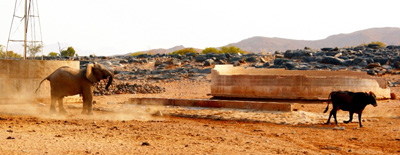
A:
0,44,22,58
202,47,219,54
0,51,22,58
27,44,43,58
220,45,246,54
48,52,59,57
60,46,76,57
170,48,197,55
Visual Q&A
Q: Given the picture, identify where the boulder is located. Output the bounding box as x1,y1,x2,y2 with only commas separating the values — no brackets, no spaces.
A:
373,56,389,65
188,68,200,73
367,44,380,49
245,56,257,62
394,61,400,69
195,55,207,62
284,50,309,59
199,68,212,74
359,60,368,67
298,64,312,70
228,56,245,63
366,63,381,69
321,47,334,51
155,59,163,66
285,61,299,70
263,62,270,68
274,58,289,66
321,56,344,65
204,59,214,66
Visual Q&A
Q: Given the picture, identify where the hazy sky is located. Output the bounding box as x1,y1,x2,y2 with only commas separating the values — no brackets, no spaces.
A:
1,0,400,56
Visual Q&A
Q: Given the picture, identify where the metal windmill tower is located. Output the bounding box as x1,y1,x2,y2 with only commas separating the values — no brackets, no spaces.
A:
6,0,43,60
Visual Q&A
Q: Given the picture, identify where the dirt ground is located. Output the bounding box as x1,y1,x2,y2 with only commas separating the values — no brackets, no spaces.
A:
1,75,400,155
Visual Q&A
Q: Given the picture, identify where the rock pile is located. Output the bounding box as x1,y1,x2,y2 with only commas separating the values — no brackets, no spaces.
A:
34,44,400,85
106,44,400,76
272,45,400,76
94,81,165,96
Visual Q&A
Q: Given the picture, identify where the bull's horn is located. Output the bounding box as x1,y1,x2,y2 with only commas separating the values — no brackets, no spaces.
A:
369,91,376,98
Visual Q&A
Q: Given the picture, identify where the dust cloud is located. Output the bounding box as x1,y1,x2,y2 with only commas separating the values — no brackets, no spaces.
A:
0,89,165,121
1,86,398,123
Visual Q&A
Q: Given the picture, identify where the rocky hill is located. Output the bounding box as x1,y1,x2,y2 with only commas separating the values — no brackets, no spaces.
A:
230,27,400,53
126,45,202,56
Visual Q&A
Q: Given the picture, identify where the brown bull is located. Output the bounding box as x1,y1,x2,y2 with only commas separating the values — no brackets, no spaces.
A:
324,91,377,127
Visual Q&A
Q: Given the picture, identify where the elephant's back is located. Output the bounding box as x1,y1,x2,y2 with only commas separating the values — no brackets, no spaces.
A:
49,67,79,80
48,67,83,96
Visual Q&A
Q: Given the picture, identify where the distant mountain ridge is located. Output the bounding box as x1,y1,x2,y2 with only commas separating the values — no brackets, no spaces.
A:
125,45,202,56
128,27,400,55
230,27,400,53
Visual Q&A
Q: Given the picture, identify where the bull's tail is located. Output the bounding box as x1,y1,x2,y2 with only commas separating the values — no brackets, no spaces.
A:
35,77,48,93
323,92,332,113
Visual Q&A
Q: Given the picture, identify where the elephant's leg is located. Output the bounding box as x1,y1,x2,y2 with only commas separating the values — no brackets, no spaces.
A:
81,95,88,114
82,86,94,115
58,98,67,115
86,95,93,115
50,98,57,114
82,97,88,114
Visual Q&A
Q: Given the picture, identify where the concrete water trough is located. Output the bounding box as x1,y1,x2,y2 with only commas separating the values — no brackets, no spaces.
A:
129,97,298,112
0,60,80,103
211,65,391,100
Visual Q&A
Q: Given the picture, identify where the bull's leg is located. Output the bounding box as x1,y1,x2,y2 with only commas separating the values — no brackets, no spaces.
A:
326,111,332,124
58,98,67,115
333,110,338,125
358,113,363,128
344,111,354,124
50,97,57,114
326,109,336,125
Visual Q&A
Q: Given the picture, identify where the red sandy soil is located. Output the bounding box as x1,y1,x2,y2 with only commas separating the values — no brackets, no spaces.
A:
1,74,400,154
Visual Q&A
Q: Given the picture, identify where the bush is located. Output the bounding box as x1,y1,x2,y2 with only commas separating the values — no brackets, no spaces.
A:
170,48,197,55
360,41,386,48
220,46,246,54
0,45,22,58
202,47,219,54
0,51,22,58
48,52,59,57
369,41,386,48
130,52,145,57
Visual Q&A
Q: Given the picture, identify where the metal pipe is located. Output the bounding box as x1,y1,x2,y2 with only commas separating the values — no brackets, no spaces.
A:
24,0,27,60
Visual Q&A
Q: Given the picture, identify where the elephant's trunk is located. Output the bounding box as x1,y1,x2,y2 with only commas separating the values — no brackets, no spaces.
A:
105,70,114,90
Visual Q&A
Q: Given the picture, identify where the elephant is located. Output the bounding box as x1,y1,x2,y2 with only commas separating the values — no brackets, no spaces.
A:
35,62,114,115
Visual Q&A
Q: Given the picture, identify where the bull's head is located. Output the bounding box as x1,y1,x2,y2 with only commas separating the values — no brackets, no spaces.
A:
369,91,377,107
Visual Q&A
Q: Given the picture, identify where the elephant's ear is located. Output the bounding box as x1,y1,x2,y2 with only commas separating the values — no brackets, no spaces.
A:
86,64,97,83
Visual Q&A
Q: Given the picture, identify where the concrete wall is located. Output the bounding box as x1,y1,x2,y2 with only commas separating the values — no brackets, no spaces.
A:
211,65,391,100
0,60,80,102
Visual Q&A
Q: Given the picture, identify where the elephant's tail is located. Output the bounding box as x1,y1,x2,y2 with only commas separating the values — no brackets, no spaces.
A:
35,77,48,93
